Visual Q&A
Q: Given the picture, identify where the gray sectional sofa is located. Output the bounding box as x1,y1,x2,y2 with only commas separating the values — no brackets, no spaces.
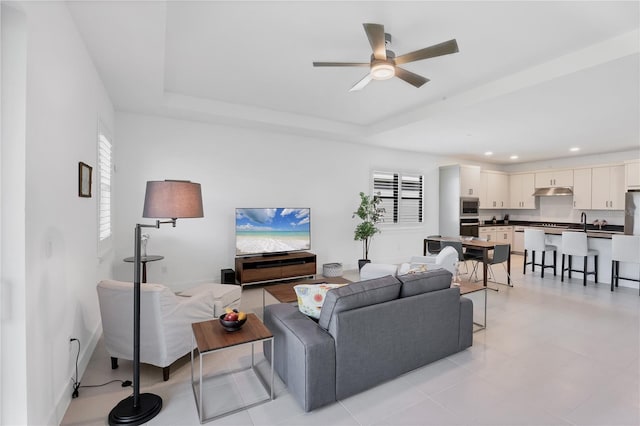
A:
263,269,473,412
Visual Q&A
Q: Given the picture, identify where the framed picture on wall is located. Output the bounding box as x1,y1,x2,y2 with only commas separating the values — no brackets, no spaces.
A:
78,161,92,198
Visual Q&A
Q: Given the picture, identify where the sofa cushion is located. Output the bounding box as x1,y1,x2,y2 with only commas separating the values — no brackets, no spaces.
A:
294,283,347,319
318,275,401,330
397,269,452,298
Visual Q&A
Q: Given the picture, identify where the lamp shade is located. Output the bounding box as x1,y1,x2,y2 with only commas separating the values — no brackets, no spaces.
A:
142,180,204,219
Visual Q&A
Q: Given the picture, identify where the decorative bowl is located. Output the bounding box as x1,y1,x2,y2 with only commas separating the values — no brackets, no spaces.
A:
219,313,247,332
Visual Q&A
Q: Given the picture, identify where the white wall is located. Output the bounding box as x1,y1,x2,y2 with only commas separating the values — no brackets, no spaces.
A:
1,4,28,424
113,112,443,290
0,2,115,424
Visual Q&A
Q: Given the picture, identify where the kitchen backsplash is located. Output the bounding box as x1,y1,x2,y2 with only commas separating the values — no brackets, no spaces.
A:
479,195,625,225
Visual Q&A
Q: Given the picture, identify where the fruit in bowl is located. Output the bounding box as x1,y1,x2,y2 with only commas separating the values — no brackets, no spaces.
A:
219,308,247,331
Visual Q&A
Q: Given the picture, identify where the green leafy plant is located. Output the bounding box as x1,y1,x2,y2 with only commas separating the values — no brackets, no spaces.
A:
353,191,385,260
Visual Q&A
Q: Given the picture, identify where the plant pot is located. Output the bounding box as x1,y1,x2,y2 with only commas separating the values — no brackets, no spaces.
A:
358,259,371,270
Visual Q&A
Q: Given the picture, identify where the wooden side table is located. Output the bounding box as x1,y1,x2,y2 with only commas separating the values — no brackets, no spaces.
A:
123,255,164,283
191,314,274,423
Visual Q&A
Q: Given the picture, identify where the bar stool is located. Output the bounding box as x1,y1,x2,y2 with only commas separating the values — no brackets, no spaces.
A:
561,232,598,286
611,235,640,295
523,229,557,278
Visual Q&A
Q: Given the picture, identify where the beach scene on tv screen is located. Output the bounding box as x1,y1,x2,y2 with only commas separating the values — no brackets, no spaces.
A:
236,208,311,255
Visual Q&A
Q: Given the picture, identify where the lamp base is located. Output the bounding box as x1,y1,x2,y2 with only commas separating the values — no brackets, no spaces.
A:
108,393,162,426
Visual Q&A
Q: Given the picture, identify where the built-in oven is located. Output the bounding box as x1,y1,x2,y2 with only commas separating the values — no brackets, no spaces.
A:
460,218,479,237
460,197,480,217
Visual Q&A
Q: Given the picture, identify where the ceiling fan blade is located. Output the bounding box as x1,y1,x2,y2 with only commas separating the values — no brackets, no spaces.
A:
349,73,373,92
313,61,369,67
395,39,459,65
395,67,429,88
363,23,387,60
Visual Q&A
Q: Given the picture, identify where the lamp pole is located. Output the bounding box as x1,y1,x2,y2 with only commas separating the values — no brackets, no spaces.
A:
107,180,202,426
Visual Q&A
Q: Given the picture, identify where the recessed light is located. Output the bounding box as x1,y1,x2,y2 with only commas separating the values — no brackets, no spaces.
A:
570,147,580,152
484,151,493,156
510,155,519,160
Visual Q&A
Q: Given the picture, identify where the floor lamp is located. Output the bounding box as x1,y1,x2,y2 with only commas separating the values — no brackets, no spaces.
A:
109,180,203,426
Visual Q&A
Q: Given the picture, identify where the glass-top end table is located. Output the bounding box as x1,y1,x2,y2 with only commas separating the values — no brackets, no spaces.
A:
454,279,488,332
191,313,274,423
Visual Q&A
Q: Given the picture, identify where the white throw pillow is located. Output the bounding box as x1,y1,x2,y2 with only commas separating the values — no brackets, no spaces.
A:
294,283,346,319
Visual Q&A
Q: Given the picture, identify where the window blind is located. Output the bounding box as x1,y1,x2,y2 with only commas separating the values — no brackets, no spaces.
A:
98,133,112,242
372,171,423,224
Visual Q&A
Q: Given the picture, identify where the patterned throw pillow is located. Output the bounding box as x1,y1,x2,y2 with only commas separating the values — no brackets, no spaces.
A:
407,263,428,274
293,283,347,319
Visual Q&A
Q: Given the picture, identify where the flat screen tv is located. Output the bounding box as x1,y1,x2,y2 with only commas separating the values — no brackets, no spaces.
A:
235,208,311,256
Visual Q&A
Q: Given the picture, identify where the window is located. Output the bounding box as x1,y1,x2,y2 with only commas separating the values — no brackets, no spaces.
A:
372,171,423,224
97,126,113,254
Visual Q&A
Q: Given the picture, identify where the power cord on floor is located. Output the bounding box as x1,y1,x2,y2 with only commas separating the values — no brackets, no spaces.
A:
69,338,132,399
70,338,80,398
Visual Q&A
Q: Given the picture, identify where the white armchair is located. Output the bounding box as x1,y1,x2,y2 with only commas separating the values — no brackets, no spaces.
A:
97,280,240,381
359,246,458,280
397,246,458,276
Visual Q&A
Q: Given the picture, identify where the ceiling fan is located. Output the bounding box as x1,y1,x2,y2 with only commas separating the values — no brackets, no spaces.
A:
313,23,459,91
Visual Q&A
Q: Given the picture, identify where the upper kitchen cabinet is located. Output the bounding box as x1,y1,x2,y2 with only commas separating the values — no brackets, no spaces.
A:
572,168,592,209
460,165,481,197
509,173,536,209
535,169,573,188
591,165,625,210
626,159,640,190
480,170,509,209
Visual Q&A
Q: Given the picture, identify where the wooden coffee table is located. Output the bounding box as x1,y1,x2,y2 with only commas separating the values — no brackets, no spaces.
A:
262,276,351,313
191,314,274,423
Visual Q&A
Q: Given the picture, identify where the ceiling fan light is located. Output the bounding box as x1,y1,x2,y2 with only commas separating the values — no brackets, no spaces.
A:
371,63,395,80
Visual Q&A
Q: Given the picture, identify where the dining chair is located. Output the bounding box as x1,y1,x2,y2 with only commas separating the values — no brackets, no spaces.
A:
466,236,487,281
425,235,442,255
485,244,514,287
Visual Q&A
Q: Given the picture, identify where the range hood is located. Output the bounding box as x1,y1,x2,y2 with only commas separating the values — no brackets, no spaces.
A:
532,186,573,196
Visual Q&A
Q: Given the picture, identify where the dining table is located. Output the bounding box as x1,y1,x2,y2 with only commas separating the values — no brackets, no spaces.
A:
424,236,511,288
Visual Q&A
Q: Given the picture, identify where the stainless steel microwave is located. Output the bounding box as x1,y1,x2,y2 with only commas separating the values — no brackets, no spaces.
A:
460,197,480,217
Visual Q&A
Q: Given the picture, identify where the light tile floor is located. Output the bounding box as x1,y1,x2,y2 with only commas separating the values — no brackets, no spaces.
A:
62,255,640,425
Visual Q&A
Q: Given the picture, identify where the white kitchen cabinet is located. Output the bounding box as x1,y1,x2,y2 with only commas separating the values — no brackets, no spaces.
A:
535,169,573,188
460,165,481,197
509,173,536,209
479,226,512,245
626,160,640,189
572,168,592,209
479,171,489,208
591,165,625,210
495,226,513,245
479,227,496,242
480,171,509,209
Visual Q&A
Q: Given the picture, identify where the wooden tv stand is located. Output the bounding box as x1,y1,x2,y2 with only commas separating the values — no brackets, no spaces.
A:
235,252,317,285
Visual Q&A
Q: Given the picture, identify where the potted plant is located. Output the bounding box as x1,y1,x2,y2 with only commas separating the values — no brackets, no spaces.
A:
353,191,385,269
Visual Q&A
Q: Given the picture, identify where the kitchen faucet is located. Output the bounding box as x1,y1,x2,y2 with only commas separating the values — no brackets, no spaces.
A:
581,212,587,232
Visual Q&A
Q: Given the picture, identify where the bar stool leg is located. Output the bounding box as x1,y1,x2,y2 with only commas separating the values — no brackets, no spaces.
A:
611,260,615,292
523,249,527,274
553,251,557,276
561,254,565,282
541,252,546,278
532,252,536,272
568,255,572,279
594,255,598,283
583,256,588,286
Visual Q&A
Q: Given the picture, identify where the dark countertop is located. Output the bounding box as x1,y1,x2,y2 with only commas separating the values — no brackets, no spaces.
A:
480,220,624,238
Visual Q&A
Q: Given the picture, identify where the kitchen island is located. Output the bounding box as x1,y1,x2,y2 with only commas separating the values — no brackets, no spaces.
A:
513,226,637,288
